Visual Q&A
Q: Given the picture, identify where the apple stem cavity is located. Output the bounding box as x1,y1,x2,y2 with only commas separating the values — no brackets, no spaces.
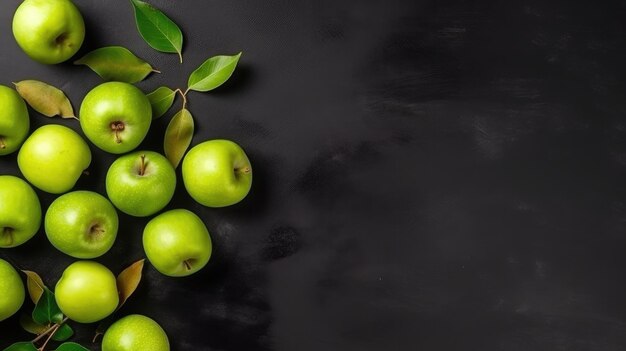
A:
139,154,147,176
111,121,125,144
1,227,14,246
0,136,5,149
55,33,69,46
235,166,251,175
88,224,105,241
183,259,194,271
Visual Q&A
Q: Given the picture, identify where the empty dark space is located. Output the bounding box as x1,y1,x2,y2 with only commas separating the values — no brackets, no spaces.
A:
2,0,626,350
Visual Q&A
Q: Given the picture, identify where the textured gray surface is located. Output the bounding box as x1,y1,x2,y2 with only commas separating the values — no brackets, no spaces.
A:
2,0,626,350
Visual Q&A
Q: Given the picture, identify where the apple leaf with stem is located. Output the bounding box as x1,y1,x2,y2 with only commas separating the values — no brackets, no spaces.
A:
74,46,159,84
51,324,74,342
2,342,37,351
21,270,45,304
147,86,176,119
55,342,90,351
21,313,73,342
116,259,145,309
130,0,183,62
164,108,194,168
187,52,242,92
32,288,63,325
13,80,75,119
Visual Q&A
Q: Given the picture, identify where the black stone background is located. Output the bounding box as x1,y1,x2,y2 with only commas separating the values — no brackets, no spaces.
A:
2,0,626,350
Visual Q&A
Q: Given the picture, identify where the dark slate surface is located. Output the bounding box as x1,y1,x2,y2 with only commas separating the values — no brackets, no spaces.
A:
2,0,626,350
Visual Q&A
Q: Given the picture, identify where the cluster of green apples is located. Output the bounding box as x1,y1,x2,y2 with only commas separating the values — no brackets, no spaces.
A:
1,0,253,349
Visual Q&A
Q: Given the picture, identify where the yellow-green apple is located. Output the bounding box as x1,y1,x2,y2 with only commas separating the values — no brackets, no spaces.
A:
181,139,252,207
79,82,152,154
0,85,29,156
12,0,85,64
55,261,119,323
143,209,212,277
106,151,176,217
102,314,170,351
18,124,91,194
45,191,118,258
0,175,41,248
0,258,25,321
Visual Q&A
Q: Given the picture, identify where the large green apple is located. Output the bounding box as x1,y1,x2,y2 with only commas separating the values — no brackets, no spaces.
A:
143,209,212,277
0,175,41,248
18,124,91,194
55,261,118,323
181,139,253,207
0,85,29,156
80,82,152,154
0,258,25,321
102,314,170,351
106,151,176,217
45,191,118,258
12,0,85,64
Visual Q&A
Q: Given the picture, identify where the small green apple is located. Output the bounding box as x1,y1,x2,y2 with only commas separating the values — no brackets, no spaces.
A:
102,314,170,351
80,82,152,154
45,191,118,259
0,85,29,156
12,0,85,64
182,139,252,207
0,258,25,322
0,175,41,248
55,261,119,323
106,151,176,217
143,209,212,277
18,124,91,194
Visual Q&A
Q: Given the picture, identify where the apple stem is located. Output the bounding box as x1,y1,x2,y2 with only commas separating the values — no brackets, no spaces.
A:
236,166,251,175
175,88,188,110
0,136,5,149
111,122,125,144
183,260,192,271
139,154,146,176
37,324,59,351
32,317,69,347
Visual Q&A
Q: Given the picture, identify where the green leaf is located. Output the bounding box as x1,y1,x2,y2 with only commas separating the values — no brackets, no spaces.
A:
130,0,183,62
19,314,47,335
164,108,194,168
74,46,158,83
2,342,37,351
21,270,46,304
187,52,242,92
52,324,74,342
55,342,90,351
116,259,145,309
32,288,63,325
147,87,176,119
13,80,75,118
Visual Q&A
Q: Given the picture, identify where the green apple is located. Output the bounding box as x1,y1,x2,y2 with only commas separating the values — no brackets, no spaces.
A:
143,209,212,277
45,191,118,258
181,139,252,207
106,151,176,217
55,261,118,323
12,0,85,64
102,314,170,351
0,175,41,248
0,85,29,156
0,258,25,321
18,124,91,194
79,82,152,154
